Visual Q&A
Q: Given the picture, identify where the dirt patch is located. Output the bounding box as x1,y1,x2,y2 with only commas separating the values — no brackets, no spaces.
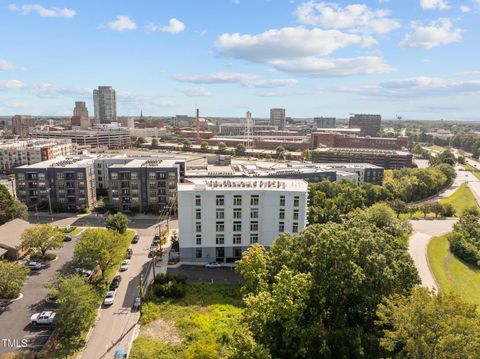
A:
140,318,182,344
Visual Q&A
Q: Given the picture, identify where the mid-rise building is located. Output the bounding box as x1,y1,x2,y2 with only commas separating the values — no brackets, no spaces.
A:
314,117,336,129
14,157,96,212
11,115,35,137
30,128,131,149
270,108,286,130
73,101,89,119
312,148,412,169
108,159,180,213
93,86,117,123
348,114,381,136
178,178,308,263
0,139,75,173
311,132,407,150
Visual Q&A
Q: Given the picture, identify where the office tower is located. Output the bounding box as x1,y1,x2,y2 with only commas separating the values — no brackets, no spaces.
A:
270,108,286,130
348,114,381,136
11,115,35,137
93,86,117,123
73,101,89,119
314,117,336,129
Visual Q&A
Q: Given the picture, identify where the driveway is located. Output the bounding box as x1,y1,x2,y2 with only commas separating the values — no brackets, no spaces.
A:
0,227,77,355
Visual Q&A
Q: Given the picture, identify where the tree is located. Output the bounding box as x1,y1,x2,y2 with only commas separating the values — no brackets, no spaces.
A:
433,149,456,166
52,275,99,356
105,213,129,234
377,287,480,358
235,143,246,156
200,141,209,153
0,184,28,225
182,139,192,151
1,129,15,139
0,261,29,299
235,243,269,296
302,149,312,162
134,137,146,148
430,201,445,218
419,203,432,218
21,224,63,258
151,137,159,148
387,199,408,218
74,229,126,279
218,142,227,153
275,146,285,160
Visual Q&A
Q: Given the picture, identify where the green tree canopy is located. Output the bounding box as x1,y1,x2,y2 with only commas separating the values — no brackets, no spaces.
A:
0,261,29,299
235,143,246,156
105,212,129,234
151,137,159,148
21,224,63,257
218,142,227,153
200,141,209,152
0,184,28,225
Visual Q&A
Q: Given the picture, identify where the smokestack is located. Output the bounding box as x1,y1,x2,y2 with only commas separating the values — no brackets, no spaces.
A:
196,108,200,144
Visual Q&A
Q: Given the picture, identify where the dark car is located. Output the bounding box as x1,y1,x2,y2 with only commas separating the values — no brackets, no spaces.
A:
64,235,73,242
126,248,133,259
131,235,140,244
154,234,160,241
110,275,122,290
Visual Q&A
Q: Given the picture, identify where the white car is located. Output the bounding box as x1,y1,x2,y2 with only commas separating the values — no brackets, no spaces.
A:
120,260,130,271
103,290,116,306
204,261,221,269
31,311,56,325
25,261,43,270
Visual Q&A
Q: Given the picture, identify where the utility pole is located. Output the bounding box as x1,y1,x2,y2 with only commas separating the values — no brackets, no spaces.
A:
47,188,52,215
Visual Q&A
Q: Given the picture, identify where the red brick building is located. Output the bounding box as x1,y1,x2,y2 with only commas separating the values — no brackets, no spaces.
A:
311,132,408,151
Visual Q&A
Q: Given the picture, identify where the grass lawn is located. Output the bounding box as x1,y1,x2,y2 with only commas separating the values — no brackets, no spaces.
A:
130,283,242,359
428,145,446,152
464,164,480,181
428,235,480,307
69,226,84,236
439,183,479,215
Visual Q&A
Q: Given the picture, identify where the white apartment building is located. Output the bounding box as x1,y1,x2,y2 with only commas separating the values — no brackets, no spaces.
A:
0,139,75,173
178,178,308,263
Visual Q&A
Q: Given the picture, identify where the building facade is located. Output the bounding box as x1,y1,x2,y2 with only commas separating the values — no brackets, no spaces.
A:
314,117,336,129
178,178,308,263
93,86,117,123
311,132,407,150
348,114,382,136
11,115,35,137
312,148,413,169
0,139,75,173
14,157,96,212
30,128,131,149
73,101,89,119
270,108,286,130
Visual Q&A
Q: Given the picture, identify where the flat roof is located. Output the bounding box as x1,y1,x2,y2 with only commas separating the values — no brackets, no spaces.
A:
0,219,34,249
109,158,181,169
16,156,93,169
313,147,411,155
180,177,308,192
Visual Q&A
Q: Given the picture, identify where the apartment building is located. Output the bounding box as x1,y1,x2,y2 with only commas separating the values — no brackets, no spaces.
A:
93,86,117,123
108,159,180,213
178,178,308,263
30,128,131,149
14,157,96,211
0,139,75,173
11,115,35,137
311,132,408,150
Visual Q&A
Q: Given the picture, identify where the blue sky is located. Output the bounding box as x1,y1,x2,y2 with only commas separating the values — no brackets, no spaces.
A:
1,0,480,120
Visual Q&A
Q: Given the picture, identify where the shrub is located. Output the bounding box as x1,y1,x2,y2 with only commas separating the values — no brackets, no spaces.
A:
448,232,480,267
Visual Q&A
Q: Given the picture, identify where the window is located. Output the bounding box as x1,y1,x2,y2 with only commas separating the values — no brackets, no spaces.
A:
216,222,224,232
77,173,84,180
280,195,285,206
250,208,258,219
196,209,201,220
250,221,258,232
131,172,138,180
233,208,242,219
250,233,258,244
195,195,201,206
157,172,166,179
233,247,242,258
196,248,202,258
279,208,285,220
233,221,242,232
293,223,299,233
57,173,64,180
148,172,156,180
233,195,242,206
216,209,224,219
250,195,259,206
195,223,201,232
279,222,285,233
216,195,224,206
233,234,242,244
294,196,300,207
216,235,224,245
216,247,225,259
196,234,202,245
293,209,299,220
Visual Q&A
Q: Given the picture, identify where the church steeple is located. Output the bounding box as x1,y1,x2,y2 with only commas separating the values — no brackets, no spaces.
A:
140,110,143,119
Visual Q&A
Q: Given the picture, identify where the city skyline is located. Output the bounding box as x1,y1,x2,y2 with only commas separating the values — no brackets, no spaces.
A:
1,0,480,120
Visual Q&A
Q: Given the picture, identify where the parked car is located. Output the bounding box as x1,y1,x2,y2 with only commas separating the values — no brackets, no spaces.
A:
126,248,133,259
120,260,130,271
103,290,116,306
114,349,127,359
64,235,73,242
204,261,221,269
132,296,141,310
31,311,56,326
153,234,160,241
75,268,93,278
131,234,140,244
109,275,122,290
25,261,43,270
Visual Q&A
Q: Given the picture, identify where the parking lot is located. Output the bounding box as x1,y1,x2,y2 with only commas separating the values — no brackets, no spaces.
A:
168,265,241,284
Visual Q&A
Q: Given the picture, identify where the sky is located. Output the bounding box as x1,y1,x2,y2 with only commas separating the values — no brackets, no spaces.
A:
0,0,480,120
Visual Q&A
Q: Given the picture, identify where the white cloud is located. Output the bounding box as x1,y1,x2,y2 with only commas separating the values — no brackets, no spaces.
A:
271,56,393,76
0,59,16,71
399,19,462,49
215,27,373,62
295,1,400,34
8,3,76,18
106,15,137,31
420,0,450,10
174,72,299,88
179,87,212,97
460,5,471,12
146,18,185,34
0,80,25,90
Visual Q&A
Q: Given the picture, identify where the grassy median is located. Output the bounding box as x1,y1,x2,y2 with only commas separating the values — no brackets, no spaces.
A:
439,183,479,215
